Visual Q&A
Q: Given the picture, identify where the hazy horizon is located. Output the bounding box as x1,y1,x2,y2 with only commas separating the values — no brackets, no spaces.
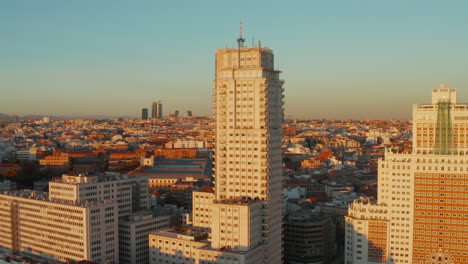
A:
2,0,467,119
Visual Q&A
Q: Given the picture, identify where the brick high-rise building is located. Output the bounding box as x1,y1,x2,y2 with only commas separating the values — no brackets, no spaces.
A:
149,31,284,264
346,87,468,264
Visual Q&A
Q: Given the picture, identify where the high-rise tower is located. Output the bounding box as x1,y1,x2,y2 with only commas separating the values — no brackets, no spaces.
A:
152,100,163,118
213,39,284,264
149,30,284,264
345,87,468,264
142,108,148,120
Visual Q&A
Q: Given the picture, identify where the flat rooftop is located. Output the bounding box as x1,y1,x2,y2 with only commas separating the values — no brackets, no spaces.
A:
131,158,211,180
51,173,144,184
1,189,113,208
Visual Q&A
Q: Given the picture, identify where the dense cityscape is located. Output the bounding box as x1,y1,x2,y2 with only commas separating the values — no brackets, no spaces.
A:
0,108,415,263
2,1,468,264
2,37,466,264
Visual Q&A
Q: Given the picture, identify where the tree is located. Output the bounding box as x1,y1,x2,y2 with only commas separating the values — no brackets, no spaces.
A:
108,160,140,174
305,137,323,150
164,193,183,208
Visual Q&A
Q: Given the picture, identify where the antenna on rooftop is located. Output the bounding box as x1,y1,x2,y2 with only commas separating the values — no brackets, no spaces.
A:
237,22,245,48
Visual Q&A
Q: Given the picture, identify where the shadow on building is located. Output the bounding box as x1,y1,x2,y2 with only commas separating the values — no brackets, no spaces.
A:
345,223,389,264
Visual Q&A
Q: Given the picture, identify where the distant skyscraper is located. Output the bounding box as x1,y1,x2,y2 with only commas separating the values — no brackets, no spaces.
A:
142,108,148,120
174,110,179,118
345,87,468,264
187,110,192,117
149,31,284,264
152,100,163,118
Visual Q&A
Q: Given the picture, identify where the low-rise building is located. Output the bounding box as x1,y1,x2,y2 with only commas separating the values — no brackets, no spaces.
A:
119,212,172,264
344,198,389,264
149,228,265,264
16,147,37,161
284,210,337,264
39,152,69,168
131,158,211,188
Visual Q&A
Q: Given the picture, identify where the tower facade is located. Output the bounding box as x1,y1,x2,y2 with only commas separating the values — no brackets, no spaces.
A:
142,108,148,120
152,100,163,118
213,45,284,263
345,87,468,264
149,36,284,264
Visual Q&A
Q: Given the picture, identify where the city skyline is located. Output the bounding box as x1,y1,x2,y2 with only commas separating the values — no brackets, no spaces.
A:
4,2,468,263
2,1,468,119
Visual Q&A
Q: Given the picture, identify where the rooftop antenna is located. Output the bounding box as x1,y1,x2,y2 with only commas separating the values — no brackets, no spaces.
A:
237,22,245,48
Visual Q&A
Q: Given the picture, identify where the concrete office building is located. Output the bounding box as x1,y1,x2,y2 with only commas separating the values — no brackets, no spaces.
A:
49,173,158,264
0,172,153,264
119,212,172,264
0,190,119,263
283,211,336,264
49,173,149,219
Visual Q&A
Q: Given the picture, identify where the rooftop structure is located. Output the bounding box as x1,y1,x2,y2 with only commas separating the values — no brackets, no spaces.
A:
49,173,149,219
131,158,211,188
413,88,468,155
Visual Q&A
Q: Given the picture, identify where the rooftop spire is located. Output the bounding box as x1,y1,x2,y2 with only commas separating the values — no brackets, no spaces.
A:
237,22,245,48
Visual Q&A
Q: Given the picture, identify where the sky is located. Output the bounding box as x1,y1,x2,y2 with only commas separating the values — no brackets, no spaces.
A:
1,0,468,119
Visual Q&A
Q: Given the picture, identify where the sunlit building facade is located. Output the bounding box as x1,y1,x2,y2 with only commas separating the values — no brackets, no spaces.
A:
49,173,149,219
150,36,284,264
0,173,151,263
0,190,119,263
346,88,468,264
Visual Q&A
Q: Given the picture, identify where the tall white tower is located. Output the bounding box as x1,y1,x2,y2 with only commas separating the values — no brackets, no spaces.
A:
213,36,284,263
149,30,284,264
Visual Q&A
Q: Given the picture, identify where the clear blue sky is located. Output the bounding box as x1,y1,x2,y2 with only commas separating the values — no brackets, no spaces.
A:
1,0,468,119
